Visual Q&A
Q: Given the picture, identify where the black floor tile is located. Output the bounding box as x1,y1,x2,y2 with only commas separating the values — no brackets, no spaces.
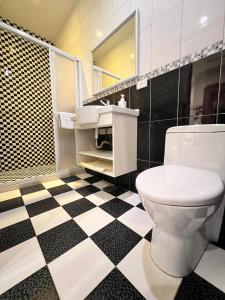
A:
85,176,101,184
175,272,225,300
76,185,100,197
63,198,96,218
0,219,35,252
0,197,24,213
91,220,142,265
86,268,144,299
26,197,59,218
103,185,127,197
62,175,80,183
20,183,45,195
38,220,87,263
48,184,73,196
100,198,133,218
145,229,152,242
0,266,59,300
136,202,145,211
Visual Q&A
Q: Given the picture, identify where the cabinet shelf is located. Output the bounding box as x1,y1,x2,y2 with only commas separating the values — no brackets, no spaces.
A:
78,150,113,160
79,160,113,176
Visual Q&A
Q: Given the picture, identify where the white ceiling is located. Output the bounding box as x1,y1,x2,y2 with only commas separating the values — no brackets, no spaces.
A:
0,0,77,42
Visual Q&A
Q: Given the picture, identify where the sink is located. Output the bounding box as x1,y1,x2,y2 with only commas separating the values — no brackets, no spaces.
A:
76,105,139,125
76,105,102,124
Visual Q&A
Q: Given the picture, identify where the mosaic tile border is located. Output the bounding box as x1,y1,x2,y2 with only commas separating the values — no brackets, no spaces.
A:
83,40,223,105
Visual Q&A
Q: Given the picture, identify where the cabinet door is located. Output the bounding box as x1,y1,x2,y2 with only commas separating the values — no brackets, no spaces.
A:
50,51,77,172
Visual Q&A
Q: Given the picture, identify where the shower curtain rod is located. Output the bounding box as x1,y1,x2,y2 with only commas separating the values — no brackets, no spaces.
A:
0,21,79,62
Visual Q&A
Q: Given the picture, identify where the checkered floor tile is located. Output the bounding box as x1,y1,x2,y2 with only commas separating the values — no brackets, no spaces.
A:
0,172,225,299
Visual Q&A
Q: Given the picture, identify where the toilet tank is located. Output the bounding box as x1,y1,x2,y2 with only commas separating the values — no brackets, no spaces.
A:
164,124,225,181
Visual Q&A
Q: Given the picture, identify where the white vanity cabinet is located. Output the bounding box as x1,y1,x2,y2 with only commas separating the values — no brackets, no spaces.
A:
75,106,139,177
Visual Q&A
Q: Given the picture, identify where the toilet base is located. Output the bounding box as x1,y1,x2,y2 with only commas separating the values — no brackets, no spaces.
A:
151,227,208,277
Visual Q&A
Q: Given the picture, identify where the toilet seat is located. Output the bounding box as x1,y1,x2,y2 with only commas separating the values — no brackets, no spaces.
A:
136,165,224,207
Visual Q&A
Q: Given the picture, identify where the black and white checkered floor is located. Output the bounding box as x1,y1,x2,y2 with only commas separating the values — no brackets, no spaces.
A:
0,172,225,300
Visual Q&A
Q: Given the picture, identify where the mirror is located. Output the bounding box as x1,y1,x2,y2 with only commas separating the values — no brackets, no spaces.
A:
92,11,138,95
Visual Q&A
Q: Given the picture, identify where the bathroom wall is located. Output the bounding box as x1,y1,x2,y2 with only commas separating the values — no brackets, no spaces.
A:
55,0,225,100
0,19,55,172
87,50,225,187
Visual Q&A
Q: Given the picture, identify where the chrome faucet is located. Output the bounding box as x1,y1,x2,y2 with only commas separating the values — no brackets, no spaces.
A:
100,99,110,106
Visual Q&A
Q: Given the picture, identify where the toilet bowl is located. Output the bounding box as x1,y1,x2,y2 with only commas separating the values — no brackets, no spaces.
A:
136,124,225,277
136,165,224,277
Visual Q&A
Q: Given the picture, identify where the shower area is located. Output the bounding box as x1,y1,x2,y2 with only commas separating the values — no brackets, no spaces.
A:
0,20,81,186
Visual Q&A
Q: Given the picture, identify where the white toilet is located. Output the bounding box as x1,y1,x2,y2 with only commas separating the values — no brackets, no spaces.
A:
136,124,225,277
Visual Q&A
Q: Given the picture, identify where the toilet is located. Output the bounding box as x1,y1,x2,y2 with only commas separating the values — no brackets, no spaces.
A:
136,124,225,277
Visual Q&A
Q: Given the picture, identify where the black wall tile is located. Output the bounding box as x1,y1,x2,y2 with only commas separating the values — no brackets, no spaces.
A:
151,69,179,121
130,80,150,122
218,51,225,115
137,122,150,161
104,88,130,106
189,52,221,118
150,119,177,163
149,161,162,168
178,114,217,126
115,174,130,189
179,64,192,118
129,160,149,192
217,113,225,123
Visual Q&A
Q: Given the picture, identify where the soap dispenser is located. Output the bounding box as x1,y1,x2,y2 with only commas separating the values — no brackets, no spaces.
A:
118,94,127,108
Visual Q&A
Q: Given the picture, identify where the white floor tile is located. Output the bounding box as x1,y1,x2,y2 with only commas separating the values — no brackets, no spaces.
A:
118,192,141,206
86,191,114,206
67,180,89,189
76,172,92,179
118,239,182,300
0,189,21,202
195,243,225,293
54,190,83,206
31,207,71,235
0,206,29,229
22,190,52,205
49,238,114,300
74,207,114,236
118,207,154,237
42,179,65,189
0,237,45,295
93,180,111,189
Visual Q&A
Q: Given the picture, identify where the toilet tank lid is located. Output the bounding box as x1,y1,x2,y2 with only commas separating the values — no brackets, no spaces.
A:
136,165,224,207
167,124,225,134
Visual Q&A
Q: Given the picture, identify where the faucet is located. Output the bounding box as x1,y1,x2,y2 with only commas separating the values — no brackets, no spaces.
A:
100,99,110,106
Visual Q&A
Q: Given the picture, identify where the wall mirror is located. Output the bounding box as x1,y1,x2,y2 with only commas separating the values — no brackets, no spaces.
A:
92,11,139,95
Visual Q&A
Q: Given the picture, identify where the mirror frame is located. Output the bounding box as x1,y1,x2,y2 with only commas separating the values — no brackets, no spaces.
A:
91,9,139,96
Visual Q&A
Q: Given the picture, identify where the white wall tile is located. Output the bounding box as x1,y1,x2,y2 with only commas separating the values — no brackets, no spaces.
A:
114,0,131,29
99,0,113,26
181,0,225,57
152,4,182,70
131,0,153,31
139,26,152,75
152,0,181,22
113,0,128,12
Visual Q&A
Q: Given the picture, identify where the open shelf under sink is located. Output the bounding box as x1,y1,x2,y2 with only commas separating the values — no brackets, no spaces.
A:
78,150,113,160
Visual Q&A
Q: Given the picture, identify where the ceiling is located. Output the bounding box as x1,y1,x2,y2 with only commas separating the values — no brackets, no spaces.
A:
0,0,77,42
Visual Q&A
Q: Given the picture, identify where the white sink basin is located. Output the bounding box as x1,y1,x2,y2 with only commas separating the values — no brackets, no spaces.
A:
76,105,139,125
76,105,102,124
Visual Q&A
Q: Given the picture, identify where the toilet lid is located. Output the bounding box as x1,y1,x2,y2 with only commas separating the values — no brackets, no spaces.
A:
136,165,224,206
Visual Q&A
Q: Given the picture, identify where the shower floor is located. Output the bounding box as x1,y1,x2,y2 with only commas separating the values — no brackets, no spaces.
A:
0,164,56,184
